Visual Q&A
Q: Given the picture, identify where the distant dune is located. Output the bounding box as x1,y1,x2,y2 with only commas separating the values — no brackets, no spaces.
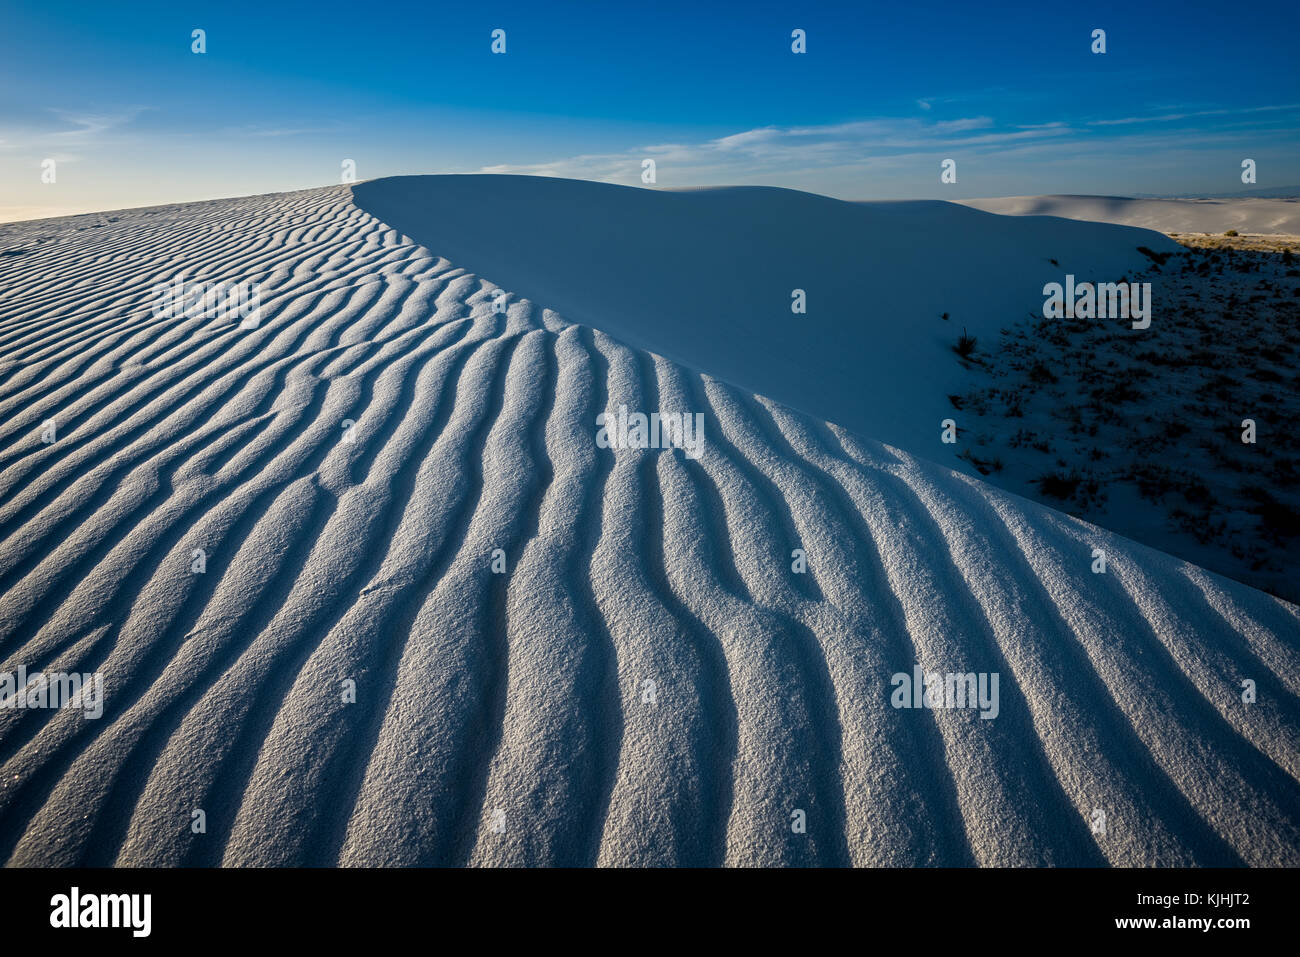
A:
0,178,1297,866
957,194,1300,236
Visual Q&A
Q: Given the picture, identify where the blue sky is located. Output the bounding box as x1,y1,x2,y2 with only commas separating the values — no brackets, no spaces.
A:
2,0,1298,220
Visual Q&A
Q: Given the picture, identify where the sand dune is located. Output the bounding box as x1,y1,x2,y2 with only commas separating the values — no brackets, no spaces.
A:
0,179,1297,866
957,194,1300,236
354,176,1180,464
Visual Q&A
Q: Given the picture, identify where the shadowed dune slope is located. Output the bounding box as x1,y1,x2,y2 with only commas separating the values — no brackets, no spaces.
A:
352,175,1180,468
0,182,1296,867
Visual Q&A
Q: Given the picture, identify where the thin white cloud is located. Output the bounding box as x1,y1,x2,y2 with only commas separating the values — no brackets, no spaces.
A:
0,106,149,153
476,114,1073,184
220,122,345,138
1089,103,1300,126
472,104,1300,198
47,107,147,140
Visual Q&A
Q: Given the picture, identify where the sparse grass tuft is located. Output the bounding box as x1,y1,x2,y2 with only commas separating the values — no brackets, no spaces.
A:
1137,245,1173,266
1027,360,1058,385
1034,470,1083,500
959,448,1003,475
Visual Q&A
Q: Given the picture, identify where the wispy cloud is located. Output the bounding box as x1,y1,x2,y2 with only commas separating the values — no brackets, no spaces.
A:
476,102,1300,196
219,122,346,138
1088,103,1300,126
477,113,1076,184
0,106,148,156
47,107,147,141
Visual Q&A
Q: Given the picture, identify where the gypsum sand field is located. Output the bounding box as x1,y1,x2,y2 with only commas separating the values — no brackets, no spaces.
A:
0,177,1296,866
953,238,1300,605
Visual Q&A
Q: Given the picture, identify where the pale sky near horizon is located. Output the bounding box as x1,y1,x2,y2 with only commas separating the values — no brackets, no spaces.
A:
2,0,1298,223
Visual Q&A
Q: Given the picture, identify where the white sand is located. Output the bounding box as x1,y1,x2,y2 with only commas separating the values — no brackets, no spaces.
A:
957,194,1300,236
0,178,1296,866
355,176,1181,468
